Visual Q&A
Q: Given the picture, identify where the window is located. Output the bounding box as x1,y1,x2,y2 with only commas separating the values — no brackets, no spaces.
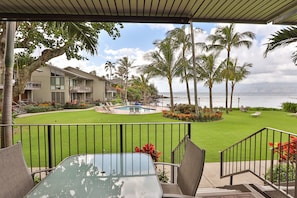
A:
50,77,65,90
51,92,65,104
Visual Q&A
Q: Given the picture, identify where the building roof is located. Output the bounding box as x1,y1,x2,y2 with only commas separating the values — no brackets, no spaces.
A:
47,65,90,80
64,66,107,81
0,0,297,25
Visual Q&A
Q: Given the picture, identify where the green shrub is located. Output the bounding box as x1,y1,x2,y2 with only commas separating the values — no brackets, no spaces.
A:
265,164,296,183
162,109,223,122
111,97,123,105
175,104,196,114
64,102,94,109
157,169,169,183
24,105,57,113
282,102,297,113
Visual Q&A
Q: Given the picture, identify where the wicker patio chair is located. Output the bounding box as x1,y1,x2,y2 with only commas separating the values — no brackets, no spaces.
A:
155,139,206,197
0,143,51,198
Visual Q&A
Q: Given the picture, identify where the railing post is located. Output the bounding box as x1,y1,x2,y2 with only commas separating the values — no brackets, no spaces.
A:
230,176,233,185
270,148,274,184
120,124,123,153
187,123,191,139
220,151,223,178
171,151,175,183
47,125,53,169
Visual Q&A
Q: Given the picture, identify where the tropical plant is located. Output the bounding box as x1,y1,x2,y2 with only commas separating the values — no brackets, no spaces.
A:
141,37,180,111
265,164,296,183
228,58,252,110
269,136,297,164
116,56,135,103
195,52,223,112
105,61,116,80
135,143,161,162
207,23,255,114
167,25,194,105
130,74,153,105
264,26,297,65
282,102,297,113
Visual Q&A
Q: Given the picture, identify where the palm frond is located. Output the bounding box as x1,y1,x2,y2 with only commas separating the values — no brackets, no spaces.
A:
264,26,297,57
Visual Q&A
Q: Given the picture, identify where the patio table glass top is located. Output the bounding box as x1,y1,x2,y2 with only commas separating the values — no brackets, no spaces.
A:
25,153,162,197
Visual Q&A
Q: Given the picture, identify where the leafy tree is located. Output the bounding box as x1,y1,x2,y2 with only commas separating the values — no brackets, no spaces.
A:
130,74,150,104
0,21,123,147
264,26,297,64
195,53,223,111
127,86,142,102
228,59,252,110
207,23,255,113
116,56,135,103
11,22,122,98
141,37,180,111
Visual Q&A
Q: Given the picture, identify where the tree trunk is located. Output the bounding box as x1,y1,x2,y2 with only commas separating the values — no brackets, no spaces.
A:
209,86,213,112
190,21,199,116
225,79,228,113
225,51,230,114
185,76,191,105
142,89,147,105
1,22,16,148
168,80,174,112
229,82,235,111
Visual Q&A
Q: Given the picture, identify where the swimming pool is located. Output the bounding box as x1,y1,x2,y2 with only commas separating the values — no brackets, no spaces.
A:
114,105,156,113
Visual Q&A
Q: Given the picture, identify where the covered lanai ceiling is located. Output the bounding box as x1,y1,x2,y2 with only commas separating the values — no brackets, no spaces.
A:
0,0,297,24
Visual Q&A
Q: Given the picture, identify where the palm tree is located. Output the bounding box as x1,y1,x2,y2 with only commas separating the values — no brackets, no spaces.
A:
195,53,223,111
207,23,255,114
142,37,179,112
117,56,135,103
228,58,252,110
167,25,193,105
264,26,297,64
105,61,116,80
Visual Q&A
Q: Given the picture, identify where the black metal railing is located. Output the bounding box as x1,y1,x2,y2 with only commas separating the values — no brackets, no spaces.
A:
220,127,297,198
3,122,190,175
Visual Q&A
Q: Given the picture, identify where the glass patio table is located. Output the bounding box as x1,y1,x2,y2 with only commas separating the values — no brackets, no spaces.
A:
25,153,162,197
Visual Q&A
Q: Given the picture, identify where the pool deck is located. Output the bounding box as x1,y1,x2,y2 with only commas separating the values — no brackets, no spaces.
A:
96,105,168,114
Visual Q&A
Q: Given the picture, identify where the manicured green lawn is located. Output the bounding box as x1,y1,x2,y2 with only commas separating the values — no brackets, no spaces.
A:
15,109,297,162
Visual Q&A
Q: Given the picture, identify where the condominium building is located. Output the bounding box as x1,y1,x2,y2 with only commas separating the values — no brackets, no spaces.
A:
30,65,107,104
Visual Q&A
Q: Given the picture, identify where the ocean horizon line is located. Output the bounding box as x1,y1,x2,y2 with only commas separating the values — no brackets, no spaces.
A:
157,91,297,109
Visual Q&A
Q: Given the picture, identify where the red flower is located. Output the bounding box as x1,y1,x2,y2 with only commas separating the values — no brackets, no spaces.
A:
135,146,140,152
269,136,297,164
135,143,161,162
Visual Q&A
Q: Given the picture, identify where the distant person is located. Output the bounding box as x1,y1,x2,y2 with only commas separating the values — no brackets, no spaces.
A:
240,105,248,112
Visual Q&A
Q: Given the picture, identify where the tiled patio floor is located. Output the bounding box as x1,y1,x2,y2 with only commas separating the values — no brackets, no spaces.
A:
200,162,264,188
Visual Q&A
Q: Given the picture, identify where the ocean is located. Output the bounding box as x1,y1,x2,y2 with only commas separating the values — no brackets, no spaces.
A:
158,92,297,109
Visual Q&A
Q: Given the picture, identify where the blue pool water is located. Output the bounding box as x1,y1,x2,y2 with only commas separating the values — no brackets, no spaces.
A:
114,105,156,113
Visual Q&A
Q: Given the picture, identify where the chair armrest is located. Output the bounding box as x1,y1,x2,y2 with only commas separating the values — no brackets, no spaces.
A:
162,193,195,198
154,162,180,168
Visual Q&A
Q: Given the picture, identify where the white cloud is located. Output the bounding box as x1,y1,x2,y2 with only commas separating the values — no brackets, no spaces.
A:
47,23,297,93
144,23,175,32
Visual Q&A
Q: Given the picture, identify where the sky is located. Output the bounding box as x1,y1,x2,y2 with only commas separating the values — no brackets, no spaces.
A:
48,22,297,93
